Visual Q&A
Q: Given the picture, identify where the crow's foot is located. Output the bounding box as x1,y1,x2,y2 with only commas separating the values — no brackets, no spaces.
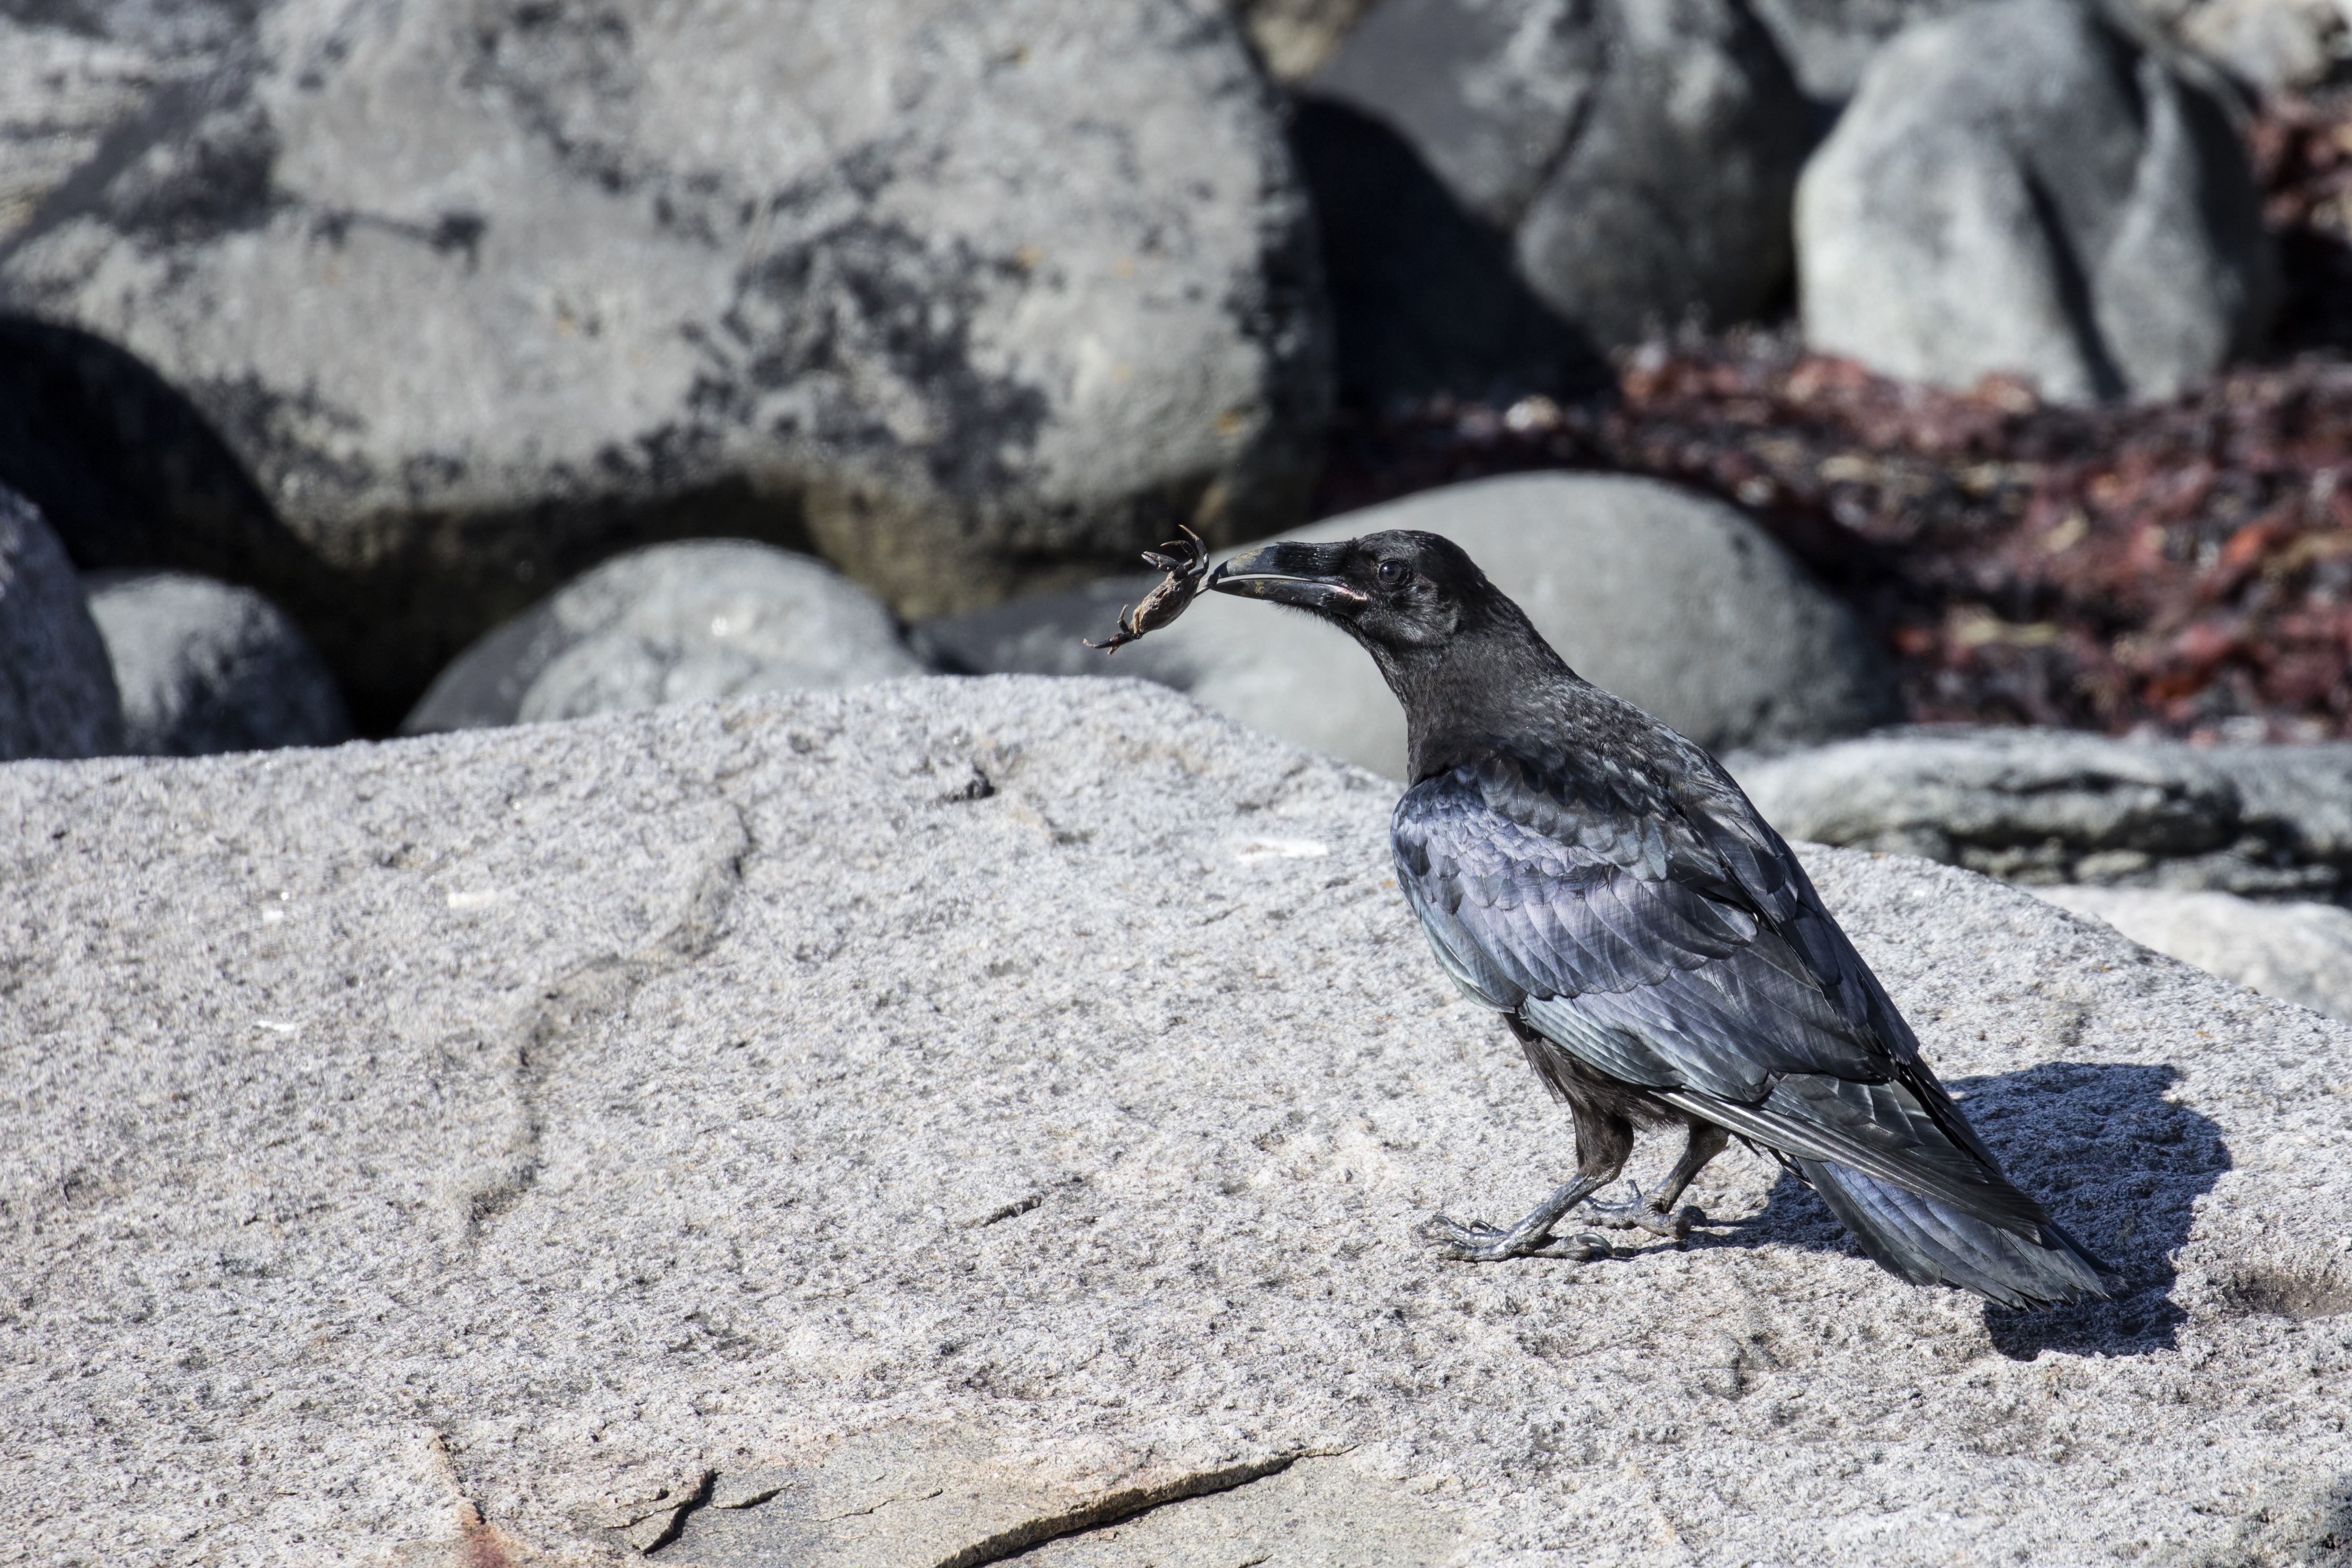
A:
1420,1212,1606,1263
1577,1182,1701,1241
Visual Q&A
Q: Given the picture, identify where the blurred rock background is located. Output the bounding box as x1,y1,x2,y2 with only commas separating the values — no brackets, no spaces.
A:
13,0,2352,1010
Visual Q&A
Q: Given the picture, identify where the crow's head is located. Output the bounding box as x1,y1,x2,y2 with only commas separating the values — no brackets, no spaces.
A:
1204,529,1520,656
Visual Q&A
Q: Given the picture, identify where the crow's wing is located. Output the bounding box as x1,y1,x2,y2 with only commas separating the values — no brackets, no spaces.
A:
1392,745,2053,1236
1390,748,1895,1098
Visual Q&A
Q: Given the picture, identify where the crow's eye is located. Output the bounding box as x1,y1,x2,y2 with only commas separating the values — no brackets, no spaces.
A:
1375,560,1409,589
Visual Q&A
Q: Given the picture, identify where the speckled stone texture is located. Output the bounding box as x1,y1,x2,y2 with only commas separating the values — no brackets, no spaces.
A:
3,678,2347,1567
2036,885,2352,1026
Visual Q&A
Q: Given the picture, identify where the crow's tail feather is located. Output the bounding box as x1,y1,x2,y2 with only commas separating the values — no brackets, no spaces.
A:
1800,1159,2110,1309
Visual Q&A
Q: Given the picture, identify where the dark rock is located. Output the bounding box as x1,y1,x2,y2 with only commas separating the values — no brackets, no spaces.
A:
1797,0,2274,403
1733,728,2352,900
83,570,350,755
1309,0,1813,355
1285,96,1607,409
0,484,120,760
404,541,923,733
0,0,1330,728
917,472,1900,776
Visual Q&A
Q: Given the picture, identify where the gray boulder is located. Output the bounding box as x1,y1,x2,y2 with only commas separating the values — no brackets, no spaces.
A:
1309,0,1813,355
83,570,351,755
2038,885,2352,1023
1796,0,2274,404
0,485,120,760
2,677,2348,1565
0,0,1328,724
915,473,1901,777
1732,728,2352,900
1746,0,1984,103
2157,0,2348,94
404,541,924,733
1752,0,2342,105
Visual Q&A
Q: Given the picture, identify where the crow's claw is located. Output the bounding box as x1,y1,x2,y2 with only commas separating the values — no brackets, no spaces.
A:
1419,1212,1606,1263
1578,1181,1702,1241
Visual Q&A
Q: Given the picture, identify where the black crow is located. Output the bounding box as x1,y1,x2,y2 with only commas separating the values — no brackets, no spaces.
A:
1205,530,2108,1307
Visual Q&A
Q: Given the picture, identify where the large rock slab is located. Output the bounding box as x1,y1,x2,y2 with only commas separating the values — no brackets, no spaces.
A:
0,483,120,760
1797,0,2273,405
1733,728,2352,900
401,541,923,733
916,473,1901,775
84,569,351,755
1308,0,1812,359
5,678,2347,1565
0,0,1328,728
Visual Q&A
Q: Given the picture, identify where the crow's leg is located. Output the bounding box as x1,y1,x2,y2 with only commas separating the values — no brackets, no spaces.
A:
1578,1121,1730,1240
1424,1096,1633,1263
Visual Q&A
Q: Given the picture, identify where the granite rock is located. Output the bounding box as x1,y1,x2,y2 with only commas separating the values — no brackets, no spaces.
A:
2037,884,2352,1025
1308,0,1813,357
916,473,1901,776
1797,0,2274,404
0,482,120,760
1732,728,2352,901
3,676,2347,1566
0,0,1329,728
403,541,923,734
84,569,351,755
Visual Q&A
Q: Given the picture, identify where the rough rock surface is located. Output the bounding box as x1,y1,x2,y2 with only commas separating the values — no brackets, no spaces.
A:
403,541,923,734
3,678,2349,1566
1309,0,1812,354
0,0,1328,726
0,0,251,244
916,473,1900,776
1733,729,2352,901
84,569,351,756
1797,0,2274,404
2037,884,2352,1025
0,483,120,760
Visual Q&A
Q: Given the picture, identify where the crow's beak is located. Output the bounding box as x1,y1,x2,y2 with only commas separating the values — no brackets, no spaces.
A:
1205,541,1369,616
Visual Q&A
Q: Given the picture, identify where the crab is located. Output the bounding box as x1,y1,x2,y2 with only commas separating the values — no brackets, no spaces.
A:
1085,525,1212,653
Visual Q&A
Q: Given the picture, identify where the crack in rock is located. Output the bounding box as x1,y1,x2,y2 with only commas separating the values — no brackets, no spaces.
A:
456,799,749,1245
931,1455,1307,1567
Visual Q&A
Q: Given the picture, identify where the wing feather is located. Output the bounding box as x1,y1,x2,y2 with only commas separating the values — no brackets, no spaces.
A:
1392,746,2041,1232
